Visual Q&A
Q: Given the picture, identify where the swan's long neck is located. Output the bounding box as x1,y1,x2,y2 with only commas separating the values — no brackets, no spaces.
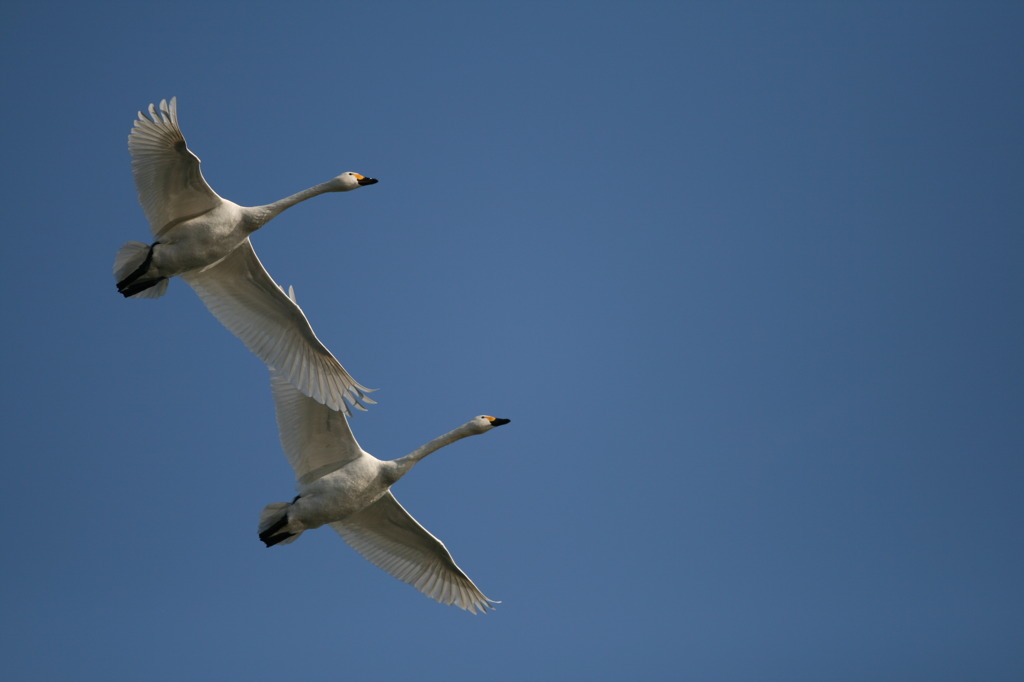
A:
387,423,477,481
248,182,336,230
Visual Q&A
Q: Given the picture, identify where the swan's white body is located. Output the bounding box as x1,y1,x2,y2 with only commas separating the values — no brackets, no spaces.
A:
114,98,378,413
259,367,509,614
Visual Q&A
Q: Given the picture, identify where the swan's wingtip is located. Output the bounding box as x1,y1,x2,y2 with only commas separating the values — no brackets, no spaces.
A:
467,599,501,615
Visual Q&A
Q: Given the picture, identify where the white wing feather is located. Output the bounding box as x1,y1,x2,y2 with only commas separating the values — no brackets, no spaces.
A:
269,369,364,485
128,97,221,236
182,240,374,414
330,492,498,614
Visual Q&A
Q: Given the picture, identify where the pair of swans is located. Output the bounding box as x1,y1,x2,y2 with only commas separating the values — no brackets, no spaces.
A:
115,98,507,613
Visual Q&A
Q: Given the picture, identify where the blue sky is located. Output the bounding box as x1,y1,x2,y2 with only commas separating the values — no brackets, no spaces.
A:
2,1,1023,680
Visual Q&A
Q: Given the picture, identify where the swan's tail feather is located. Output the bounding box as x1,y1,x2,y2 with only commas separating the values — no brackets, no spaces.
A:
258,502,302,547
114,241,168,299
113,241,150,280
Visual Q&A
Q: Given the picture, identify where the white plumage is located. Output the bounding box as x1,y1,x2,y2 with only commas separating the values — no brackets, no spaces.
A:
114,97,378,414
259,361,509,614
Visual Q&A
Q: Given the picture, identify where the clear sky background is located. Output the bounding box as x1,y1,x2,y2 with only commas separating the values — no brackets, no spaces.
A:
2,2,1022,680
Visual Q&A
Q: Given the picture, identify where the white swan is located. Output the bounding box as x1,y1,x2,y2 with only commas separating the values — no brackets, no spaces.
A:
113,97,378,414
258,361,509,614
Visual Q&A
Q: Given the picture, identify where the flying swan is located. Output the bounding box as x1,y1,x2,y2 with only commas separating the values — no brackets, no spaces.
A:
258,350,509,614
113,97,377,414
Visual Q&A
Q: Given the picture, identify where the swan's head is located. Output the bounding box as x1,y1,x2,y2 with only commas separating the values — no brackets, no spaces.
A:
467,415,511,434
329,172,379,192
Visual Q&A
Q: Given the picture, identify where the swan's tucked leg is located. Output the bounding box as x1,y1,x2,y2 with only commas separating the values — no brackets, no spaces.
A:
118,276,169,298
115,241,166,297
258,498,303,547
260,524,295,548
263,533,296,547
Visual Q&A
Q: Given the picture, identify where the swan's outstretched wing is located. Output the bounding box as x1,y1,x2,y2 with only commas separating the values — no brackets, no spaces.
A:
182,239,374,415
330,492,497,614
269,368,364,485
128,97,221,236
